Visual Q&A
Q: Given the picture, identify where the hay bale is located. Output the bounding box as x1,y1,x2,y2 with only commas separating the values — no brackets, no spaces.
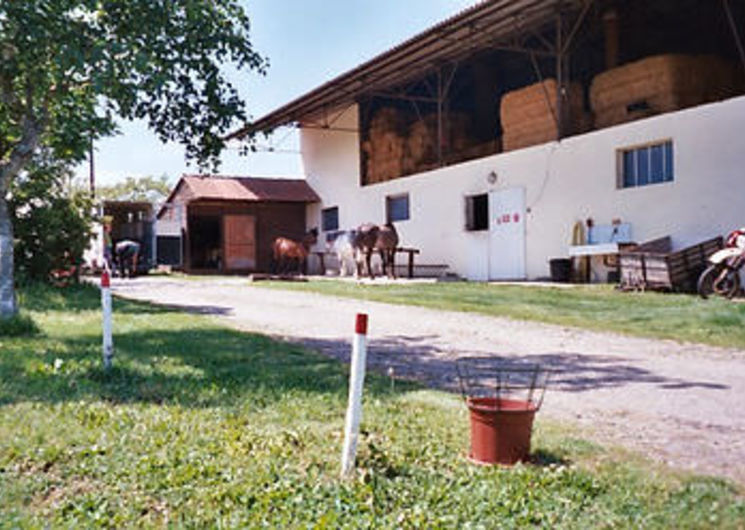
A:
369,107,403,135
363,110,406,184
446,139,502,165
402,112,473,175
501,79,588,152
590,54,744,128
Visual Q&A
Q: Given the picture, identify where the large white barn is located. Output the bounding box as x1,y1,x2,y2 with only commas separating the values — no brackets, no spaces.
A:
230,0,745,281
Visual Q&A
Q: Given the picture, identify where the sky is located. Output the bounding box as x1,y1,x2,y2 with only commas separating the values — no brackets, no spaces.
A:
75,0,478,187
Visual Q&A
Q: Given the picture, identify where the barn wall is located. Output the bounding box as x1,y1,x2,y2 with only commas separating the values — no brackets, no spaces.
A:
302,95,745,280
188,201,306,272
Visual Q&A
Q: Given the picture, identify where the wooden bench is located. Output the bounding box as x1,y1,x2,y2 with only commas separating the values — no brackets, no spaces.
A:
395,247,420,279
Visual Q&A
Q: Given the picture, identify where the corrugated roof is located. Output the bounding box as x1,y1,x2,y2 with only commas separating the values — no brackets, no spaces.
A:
159,175,319,215
228,0,584,139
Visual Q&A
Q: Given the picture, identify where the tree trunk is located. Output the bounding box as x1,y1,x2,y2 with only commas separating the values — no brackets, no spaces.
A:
0,194,16,318
0,113,44,319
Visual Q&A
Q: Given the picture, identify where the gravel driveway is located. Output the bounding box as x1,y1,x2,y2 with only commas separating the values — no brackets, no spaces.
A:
111,277,745,486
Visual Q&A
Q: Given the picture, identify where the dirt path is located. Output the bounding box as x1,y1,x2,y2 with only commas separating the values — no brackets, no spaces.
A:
111,277,745,485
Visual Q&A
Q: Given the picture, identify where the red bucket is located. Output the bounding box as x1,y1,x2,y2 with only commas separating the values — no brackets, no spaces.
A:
467,397,537,465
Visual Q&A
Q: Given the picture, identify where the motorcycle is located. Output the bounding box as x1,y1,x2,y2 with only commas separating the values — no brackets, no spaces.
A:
697,228,745,299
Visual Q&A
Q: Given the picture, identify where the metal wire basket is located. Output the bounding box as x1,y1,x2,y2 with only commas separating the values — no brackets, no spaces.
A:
456,357,550,411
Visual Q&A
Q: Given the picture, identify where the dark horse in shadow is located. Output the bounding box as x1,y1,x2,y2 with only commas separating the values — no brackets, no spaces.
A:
271,228,318,275
353,222,399,279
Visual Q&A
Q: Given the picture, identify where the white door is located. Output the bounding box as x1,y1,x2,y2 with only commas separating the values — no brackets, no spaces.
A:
489,187,526,280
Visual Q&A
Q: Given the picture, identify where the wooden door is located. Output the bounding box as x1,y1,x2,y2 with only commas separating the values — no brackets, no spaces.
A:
223,215,256,270
488,187,526,280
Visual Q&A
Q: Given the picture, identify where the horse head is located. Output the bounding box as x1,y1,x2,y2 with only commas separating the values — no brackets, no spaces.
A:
302,227,319,250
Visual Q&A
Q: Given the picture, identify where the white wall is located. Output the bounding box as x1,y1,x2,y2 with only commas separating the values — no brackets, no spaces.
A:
302,96,745,280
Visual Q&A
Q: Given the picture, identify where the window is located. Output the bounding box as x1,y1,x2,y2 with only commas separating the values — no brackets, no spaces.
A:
619,140,673,188
321,206,339,232
386,193,410,222
465,194,488,231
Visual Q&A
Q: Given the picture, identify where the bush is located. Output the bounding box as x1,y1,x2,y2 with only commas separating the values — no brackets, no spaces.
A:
10,152,94,283
0,313,39,337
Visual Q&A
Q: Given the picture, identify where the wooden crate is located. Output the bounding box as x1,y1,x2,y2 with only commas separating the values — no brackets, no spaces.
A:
619,236,722,292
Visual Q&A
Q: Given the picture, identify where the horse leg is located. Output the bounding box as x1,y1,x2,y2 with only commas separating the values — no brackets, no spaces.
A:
377,249,385,277
354,250,362,279
366,249,375,279
337,253,346,277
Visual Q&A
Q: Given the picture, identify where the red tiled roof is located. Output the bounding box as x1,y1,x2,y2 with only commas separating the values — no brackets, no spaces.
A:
158,175,319,218
179,174,319,202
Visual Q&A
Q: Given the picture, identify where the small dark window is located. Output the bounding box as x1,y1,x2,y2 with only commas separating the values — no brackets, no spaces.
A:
386,194,410,222
465,194,488,231
321,207,339,232
619,141,673,189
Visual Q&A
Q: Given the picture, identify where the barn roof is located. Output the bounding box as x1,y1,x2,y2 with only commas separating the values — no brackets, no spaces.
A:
227,0,586,139
158,175,319,217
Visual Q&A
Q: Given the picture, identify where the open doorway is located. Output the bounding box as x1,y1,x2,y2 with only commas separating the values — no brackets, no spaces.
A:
188,215,222,271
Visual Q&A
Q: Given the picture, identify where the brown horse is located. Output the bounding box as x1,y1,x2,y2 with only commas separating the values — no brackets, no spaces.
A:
352,222,399,279
376,222,399,278
272,228,318,275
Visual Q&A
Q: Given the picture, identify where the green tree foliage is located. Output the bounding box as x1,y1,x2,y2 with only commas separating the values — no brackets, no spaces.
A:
10,151,93,283
0,1,266,316
97,174,173,203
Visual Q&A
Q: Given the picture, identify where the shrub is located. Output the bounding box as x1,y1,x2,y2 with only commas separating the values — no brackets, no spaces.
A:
10,151,94,283
0,313,39,337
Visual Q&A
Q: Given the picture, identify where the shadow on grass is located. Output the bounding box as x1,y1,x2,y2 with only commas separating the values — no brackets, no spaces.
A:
19,283,180,315
0,325,417,408
529,448,571,467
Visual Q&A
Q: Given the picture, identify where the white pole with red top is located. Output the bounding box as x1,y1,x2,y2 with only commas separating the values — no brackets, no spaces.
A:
341,313,369,478
101,268,114,370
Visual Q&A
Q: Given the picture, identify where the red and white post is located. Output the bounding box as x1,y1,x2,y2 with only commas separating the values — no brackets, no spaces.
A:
101,268,114,370
341,313,368,478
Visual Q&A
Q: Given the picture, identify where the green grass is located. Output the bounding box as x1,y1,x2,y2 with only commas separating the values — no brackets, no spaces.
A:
253,280,745,349
1,285,744,527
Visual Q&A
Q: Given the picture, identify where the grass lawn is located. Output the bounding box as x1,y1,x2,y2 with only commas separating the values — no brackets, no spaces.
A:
1,284,744,527
253,280,745,349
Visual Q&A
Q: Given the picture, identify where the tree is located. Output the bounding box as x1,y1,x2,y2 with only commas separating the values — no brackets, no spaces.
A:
97,174,173,203
10,150,93,283
0,1,265,317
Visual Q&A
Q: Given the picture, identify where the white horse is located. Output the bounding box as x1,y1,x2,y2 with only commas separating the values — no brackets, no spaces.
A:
327,231,359,277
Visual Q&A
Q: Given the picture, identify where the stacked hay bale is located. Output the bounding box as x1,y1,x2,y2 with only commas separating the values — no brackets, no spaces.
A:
590,54,744,129
361,108,405,184
402,116,437,174
500,79,589,152
402,113,472,174
450,138,502,165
